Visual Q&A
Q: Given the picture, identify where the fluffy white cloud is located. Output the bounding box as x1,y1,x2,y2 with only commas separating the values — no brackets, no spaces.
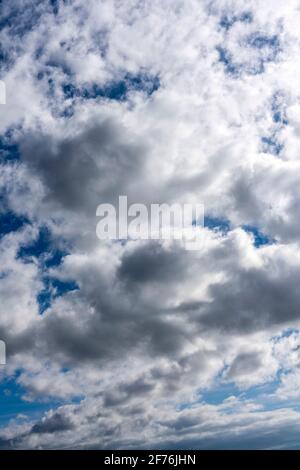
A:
1,0,300,449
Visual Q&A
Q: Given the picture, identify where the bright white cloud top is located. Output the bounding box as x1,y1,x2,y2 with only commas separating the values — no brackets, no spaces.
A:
1,0,300,449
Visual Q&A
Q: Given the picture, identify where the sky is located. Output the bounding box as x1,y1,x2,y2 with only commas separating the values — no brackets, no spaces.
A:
1,0,300,450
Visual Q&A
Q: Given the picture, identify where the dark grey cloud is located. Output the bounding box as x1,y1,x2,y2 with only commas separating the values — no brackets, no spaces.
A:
118,242,187,284
195,264,300,334
20,117,147,212
226,351,262,379
31,412,74,434
6,236,300,369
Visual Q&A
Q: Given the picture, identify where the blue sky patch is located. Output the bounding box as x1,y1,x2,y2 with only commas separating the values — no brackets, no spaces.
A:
0,2,44,38
272,92,288,126
0,377,55,427
0,372,82,427
0,211,28,238
200,383,239,405
16,226,76,313
0,132,21,162
246,33,280,68
17,226,67,267
205,216,231,234
219,11,253,30
38,276,78,314
63,73,160,102
44,248,67,268
272,328,299,342
261,135,283,156
17,226,52,260
217,32,280,77
216,47,239,76
49,0,59,15
248,34,279,51
242,225,274,247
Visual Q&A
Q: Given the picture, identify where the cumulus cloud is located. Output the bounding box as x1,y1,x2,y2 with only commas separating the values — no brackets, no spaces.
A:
1,0,300,450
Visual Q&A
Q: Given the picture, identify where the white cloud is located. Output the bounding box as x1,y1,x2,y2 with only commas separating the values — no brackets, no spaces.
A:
1,0,300,449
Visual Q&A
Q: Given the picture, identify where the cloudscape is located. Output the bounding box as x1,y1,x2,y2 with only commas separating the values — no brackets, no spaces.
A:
1,0,300,450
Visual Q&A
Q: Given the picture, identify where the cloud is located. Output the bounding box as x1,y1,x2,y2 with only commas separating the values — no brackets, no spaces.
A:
2,0,300,450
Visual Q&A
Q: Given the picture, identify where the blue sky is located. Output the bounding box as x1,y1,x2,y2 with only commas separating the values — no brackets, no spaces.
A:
1,0,300,450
